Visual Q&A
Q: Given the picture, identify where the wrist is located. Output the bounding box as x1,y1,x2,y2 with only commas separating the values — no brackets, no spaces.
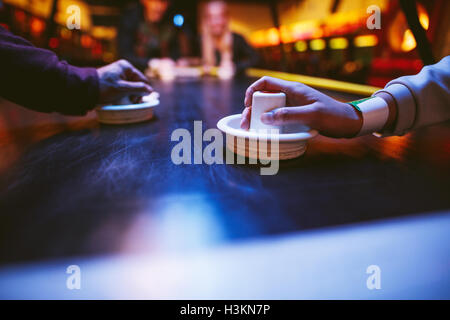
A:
347,97,390,136
373,91,398,132
342,102,363,137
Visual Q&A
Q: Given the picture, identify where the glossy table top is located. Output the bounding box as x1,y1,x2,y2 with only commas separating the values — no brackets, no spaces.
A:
1,211,449,299
0,77,449,273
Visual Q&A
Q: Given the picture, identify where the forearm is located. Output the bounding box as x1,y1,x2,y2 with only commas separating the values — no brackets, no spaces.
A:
374,56,450,135
0,27,99,115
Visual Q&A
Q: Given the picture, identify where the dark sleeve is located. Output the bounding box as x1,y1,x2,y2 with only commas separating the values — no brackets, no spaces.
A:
232,33,259,76
117,5,148,70
0,26,98,115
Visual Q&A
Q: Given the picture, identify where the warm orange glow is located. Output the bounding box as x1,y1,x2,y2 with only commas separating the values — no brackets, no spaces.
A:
419,12,429,30
323,10,364,37
266,28,280,46
279,25,294,43
91,27,117,40
60,28,72,40
377,135,411,160
401,29,416,52
30,17,45,35
250,30,266,47
248,9,371,48
250,28,281,47
291,20,321,41
401,8,429,52
81,34,93,48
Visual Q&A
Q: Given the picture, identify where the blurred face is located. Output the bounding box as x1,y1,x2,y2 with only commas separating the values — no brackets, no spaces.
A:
141,0,169,23
205,2,229,37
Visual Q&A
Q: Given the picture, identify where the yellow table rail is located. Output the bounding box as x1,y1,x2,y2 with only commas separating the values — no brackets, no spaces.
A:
246,68,382,97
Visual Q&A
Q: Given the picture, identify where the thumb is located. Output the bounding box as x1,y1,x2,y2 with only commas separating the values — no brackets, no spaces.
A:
117,80,152,96
261,104,318,127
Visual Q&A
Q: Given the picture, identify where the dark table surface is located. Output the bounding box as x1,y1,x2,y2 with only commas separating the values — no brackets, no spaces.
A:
1,77,450,266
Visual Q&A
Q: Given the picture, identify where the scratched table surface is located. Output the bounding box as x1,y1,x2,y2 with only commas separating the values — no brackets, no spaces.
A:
0,77,450,274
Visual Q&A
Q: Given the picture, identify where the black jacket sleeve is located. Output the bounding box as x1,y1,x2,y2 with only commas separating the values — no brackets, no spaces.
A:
0,26,99,115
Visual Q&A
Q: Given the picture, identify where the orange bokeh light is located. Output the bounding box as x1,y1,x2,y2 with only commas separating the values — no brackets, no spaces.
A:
30,18,45,36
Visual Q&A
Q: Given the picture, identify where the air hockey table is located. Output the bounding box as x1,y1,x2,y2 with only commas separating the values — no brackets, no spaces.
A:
0,73,449,299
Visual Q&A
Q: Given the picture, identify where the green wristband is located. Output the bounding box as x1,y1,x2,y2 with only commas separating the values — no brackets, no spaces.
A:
346,96,389,136
347,97,373,112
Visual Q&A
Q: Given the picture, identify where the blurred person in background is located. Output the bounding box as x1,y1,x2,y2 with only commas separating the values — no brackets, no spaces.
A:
0,26,152,115
118,0,195,80
201,0,258,79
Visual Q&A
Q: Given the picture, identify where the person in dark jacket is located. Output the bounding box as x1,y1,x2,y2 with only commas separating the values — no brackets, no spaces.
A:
0,26,151,115
117,0,194,72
